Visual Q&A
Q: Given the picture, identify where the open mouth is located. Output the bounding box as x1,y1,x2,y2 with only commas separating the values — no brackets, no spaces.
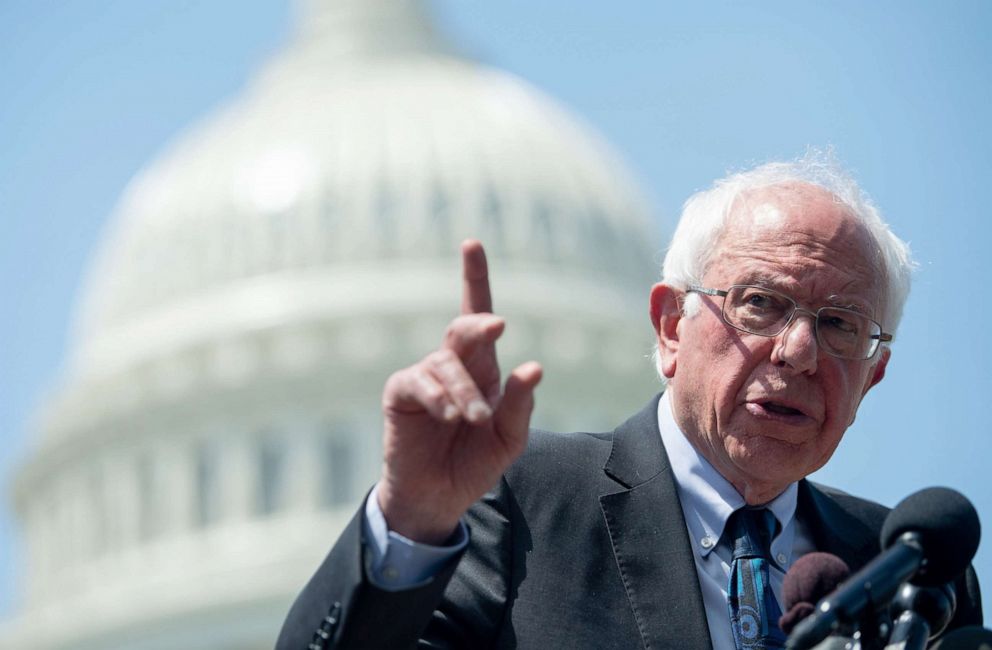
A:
762,402,803,416
747,399,812,423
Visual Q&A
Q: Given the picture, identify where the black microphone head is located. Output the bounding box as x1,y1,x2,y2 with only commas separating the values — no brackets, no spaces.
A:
779,552,851,634
930,625,992,650
880,487,981,586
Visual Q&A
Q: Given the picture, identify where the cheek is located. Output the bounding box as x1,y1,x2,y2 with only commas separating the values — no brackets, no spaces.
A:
678,315,766,407
715,341,768,392
705,358,766,426
823,367,870,424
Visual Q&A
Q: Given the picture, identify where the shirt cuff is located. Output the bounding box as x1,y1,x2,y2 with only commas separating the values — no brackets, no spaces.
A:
363,483,469,591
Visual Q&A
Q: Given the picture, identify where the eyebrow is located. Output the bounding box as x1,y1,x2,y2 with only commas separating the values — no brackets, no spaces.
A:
733,275,875,315
738,273,779,287
826,295,872,315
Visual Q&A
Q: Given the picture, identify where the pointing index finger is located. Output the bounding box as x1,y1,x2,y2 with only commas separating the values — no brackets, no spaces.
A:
460,239,493,314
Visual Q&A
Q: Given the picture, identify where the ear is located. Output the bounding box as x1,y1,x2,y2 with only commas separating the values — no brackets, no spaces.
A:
861,346,890,397
650,283,682,379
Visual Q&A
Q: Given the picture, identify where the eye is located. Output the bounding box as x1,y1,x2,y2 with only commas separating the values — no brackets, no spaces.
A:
739,288,785,311
821,312,860,335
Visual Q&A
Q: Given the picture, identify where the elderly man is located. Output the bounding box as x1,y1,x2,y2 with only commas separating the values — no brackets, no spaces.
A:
278,158,982,649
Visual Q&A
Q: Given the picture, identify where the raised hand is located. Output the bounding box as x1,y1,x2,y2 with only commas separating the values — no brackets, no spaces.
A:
377,240,542,544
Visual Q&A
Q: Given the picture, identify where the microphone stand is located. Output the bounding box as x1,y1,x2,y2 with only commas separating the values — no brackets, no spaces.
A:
885,610,929,650
855,607,894,650
883,583,956,650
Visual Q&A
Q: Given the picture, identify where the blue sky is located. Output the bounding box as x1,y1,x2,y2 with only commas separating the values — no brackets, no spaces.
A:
2,0,990,623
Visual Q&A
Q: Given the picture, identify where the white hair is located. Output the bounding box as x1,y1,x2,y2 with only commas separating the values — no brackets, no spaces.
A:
654,150,914,376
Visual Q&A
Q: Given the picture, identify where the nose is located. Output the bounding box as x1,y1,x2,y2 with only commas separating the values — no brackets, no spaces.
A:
771,308,819,374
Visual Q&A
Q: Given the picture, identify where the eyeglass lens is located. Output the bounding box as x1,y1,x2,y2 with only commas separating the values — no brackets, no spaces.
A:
723,286,880,359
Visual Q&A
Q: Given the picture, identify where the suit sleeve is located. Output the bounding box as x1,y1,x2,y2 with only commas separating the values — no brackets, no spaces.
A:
275,478,515,649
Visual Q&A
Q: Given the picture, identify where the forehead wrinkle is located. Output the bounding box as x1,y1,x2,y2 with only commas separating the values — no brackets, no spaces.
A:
709,206,883,316
826,295,873,316
725,254,880,308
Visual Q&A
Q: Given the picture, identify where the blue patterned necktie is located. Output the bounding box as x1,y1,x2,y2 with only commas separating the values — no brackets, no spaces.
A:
726,508,787,649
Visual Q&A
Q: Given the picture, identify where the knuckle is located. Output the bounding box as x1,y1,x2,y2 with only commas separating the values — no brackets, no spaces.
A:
383,369,406,393
443,316,469,343
417,373,445,402
428,348,457,367
447,376,474,398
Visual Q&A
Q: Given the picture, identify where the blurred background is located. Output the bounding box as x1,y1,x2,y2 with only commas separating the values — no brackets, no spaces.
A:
1,1,989,648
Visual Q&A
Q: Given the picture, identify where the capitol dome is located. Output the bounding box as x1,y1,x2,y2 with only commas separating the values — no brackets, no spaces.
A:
4,1,664,648
69,0,656,395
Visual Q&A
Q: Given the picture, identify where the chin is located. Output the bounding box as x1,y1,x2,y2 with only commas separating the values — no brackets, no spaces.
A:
728,440,810,484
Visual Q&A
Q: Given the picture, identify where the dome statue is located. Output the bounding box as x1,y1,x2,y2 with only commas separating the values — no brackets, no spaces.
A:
2,1,664,648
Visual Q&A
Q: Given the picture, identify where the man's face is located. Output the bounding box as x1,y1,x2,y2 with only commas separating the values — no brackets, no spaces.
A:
651,183,890,504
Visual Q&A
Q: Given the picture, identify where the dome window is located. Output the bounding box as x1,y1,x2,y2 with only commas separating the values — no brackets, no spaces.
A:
256,436,288,516
319,434,355,509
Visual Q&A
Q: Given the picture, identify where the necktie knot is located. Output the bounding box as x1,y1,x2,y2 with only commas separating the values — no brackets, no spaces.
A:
728,508,777,562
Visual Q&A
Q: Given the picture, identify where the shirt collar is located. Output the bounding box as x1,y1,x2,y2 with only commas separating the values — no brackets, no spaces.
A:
657,391,798,559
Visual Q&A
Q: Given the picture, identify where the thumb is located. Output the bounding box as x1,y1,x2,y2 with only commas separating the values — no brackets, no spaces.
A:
494,361,542,456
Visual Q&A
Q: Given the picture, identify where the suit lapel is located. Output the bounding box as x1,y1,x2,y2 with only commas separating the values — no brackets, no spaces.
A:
798,481,880,571
599,396,713,650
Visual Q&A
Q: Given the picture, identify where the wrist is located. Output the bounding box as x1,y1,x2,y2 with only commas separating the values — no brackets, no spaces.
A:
377,481,461,545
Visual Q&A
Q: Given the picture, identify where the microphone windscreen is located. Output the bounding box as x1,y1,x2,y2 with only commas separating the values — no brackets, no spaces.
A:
779,601,814,635
779,552,850,634
783,552,851,610
880,487,980,586
930,625,992,650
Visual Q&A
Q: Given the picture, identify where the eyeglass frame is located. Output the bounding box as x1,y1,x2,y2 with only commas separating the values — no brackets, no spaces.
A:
685,284,893,360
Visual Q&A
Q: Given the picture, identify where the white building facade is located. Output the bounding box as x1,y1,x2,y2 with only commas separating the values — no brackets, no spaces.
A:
2,2,664,648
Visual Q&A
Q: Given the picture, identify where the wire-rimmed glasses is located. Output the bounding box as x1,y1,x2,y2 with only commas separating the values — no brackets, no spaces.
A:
686,285,892,360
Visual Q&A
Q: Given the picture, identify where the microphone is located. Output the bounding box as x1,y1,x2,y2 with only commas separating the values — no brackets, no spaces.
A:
780,553,852,635
780,553,864,650
880,488,981,588
884,582,956,650
786,487,980,650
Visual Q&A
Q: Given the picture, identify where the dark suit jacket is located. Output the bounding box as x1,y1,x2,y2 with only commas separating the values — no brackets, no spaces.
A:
277,395,983,649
